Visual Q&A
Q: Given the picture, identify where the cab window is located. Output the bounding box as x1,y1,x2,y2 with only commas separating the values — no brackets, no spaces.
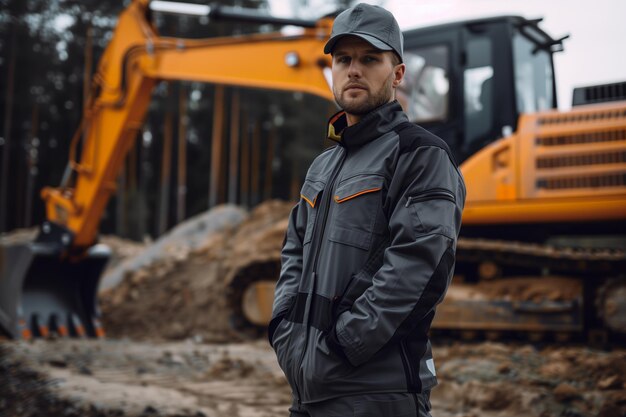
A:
464,36,494,147
398,44,450,123
513,30,554,113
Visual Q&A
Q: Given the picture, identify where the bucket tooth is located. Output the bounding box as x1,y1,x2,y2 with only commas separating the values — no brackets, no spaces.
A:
50,313,69,337
69,313,87,338
17,317,32,341
92,316,105,339
31,313,49,338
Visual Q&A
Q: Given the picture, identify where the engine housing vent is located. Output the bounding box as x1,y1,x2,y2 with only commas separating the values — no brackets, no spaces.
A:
572,81,626,107
537,151,626,169
536,173,626,190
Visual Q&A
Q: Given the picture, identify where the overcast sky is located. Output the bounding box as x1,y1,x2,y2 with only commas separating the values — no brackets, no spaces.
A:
269,0,626,109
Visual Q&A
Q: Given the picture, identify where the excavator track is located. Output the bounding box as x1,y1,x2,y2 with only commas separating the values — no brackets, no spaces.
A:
433,237,626,343
456,238,626,275
224,236,626,343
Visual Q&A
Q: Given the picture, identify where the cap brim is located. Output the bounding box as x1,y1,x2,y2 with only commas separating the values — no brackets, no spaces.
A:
324,33,393,54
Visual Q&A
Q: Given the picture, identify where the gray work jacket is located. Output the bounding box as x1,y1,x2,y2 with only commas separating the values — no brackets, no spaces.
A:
269,101,466,404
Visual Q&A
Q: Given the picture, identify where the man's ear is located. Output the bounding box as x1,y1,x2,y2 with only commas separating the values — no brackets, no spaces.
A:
392,63,406,88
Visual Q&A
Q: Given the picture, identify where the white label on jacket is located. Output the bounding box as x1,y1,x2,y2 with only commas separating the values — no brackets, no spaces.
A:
426,359,436,376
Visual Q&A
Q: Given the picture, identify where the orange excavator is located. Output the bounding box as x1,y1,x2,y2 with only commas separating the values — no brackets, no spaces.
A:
0,0,624,341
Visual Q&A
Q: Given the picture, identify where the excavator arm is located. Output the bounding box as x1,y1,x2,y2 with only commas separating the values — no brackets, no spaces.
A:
43,0,333,248
0,0,333,339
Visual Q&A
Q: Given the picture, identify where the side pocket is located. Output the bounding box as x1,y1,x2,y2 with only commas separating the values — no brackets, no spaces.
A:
270,296,297,377
332,236,389,321
332,273,372,321
268,295,295,347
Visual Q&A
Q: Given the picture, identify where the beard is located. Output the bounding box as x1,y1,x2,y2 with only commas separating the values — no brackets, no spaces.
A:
334,73,395,116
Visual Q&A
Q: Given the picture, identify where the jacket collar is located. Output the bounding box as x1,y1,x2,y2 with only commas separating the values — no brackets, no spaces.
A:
327,100,409,147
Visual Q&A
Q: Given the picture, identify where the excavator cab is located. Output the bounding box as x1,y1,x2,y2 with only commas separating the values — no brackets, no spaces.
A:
0,223,109,339
399,16,564,163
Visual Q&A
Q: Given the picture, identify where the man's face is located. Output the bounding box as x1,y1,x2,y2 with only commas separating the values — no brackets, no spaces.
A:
331,36,405,117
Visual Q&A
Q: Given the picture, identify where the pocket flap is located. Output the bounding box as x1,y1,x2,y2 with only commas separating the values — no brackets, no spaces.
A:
301,180,324,208
334,175,384,204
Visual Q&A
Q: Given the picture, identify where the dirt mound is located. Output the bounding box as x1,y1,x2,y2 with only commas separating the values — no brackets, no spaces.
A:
99,205,248,291
99,200,293,342
99,235,147,274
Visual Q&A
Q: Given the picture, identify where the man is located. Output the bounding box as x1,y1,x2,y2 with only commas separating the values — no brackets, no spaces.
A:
269,3,465,416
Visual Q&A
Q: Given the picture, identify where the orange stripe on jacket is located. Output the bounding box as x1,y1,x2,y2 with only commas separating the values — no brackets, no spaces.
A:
301,194,317,208
334,187,381,204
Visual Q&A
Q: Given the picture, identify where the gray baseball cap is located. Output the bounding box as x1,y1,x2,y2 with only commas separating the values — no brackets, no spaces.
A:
324,3,404,62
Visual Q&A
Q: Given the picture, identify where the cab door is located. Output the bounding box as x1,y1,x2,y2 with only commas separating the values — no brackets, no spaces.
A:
401,26,463,160
460,21,517,161
402,20,517,163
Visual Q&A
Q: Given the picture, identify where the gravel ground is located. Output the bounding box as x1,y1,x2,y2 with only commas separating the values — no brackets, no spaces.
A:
1,339,625,417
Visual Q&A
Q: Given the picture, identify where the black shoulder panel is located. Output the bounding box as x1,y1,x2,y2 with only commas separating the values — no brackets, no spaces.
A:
393,122,458,168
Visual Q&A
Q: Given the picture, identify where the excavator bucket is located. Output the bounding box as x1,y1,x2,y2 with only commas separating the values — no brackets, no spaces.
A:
0,240,110,339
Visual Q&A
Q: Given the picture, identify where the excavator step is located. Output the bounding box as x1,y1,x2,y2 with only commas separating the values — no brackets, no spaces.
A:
0,241,110,339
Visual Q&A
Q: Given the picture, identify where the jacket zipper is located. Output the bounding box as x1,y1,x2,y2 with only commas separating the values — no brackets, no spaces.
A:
294,149,347,404
312,152,347,274
405,188,455,207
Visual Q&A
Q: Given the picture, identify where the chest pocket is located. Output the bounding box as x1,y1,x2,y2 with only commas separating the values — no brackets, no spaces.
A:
329,175,384,251
300,179,325,245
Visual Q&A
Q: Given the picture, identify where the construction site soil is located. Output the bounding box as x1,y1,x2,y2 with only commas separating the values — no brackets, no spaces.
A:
1,202,625,417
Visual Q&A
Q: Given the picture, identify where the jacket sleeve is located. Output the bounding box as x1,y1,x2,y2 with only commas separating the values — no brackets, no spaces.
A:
327,145,466,366
268,200,306,347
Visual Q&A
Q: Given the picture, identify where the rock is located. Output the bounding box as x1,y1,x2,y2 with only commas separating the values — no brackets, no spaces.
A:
553,383,581,402
539,361,570,378
598,390,626,417
597,375,621,390
517,344,537,356
142,405,159,414
78,365,92,375
48,359,68,368
497,362,512,374
462,381,516,410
